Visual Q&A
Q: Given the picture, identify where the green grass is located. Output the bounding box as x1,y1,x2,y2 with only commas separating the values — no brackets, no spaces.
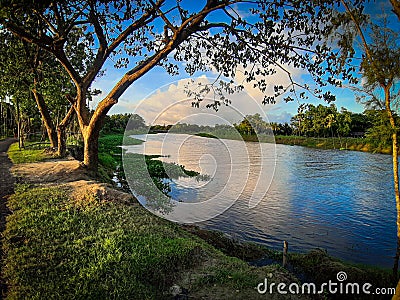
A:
2,184,286,299
195,132,219,139
3,185,202,299
274,135,392,154
98,134,143,169
7,142,52,164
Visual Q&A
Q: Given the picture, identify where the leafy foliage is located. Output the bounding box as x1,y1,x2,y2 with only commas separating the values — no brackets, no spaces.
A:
0,0,352,169
102,113,146,134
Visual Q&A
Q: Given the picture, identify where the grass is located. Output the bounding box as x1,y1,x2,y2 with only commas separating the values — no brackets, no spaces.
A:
7,142,53,164
3,185,202,299
274,135,392,154
195,132,219,139
2,184,290,299
98,134,144,169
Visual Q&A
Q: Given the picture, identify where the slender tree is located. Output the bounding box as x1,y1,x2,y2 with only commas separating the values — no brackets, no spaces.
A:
0,0,343,170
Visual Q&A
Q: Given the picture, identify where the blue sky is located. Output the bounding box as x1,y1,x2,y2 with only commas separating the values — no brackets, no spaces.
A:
90,0,397,125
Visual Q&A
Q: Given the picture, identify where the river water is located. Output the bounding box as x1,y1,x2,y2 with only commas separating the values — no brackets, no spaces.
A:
124,133,396,268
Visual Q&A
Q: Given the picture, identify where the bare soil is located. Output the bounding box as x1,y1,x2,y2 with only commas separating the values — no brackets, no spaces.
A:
10,157,137,205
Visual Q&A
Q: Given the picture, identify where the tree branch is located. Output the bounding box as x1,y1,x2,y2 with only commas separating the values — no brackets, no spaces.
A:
59,104,75,127
390,0,400,21
340,0,372,61
33,9,59,37
149,0,176,32
63,2,91,37
82,0,162,88
4,21,53,53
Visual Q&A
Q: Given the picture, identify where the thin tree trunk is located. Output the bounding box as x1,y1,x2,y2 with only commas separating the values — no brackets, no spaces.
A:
391,130,399,278
384,85,400,279
57,105,75,157
15,98,23,149
32,89,58,148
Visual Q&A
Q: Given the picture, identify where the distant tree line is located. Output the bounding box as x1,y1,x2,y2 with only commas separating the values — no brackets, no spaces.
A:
102,113,146,134
149,105,397,149
288,104,398,142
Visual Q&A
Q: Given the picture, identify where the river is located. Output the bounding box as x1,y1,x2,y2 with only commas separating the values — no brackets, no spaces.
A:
123,133,396,268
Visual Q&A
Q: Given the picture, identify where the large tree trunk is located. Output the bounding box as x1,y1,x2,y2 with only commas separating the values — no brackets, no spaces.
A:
83,128,100,171
32,89,58,148
78,96,114,171
384,85,400,279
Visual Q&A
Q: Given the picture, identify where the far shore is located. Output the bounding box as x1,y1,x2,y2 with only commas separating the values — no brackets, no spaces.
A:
185,131,392,155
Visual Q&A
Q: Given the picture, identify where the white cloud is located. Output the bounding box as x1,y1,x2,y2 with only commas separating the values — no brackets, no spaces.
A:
234,64,307,102
128,76,279,126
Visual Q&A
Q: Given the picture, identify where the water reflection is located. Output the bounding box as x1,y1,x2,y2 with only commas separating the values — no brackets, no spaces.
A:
125,134,396,268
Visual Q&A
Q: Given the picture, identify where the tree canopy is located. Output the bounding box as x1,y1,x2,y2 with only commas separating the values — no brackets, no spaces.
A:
0,0,346,169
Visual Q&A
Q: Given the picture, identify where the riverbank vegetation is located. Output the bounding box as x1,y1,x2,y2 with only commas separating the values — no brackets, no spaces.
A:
2,145,298,299
4,184,281,299
3,143,395,299
154,105,396,154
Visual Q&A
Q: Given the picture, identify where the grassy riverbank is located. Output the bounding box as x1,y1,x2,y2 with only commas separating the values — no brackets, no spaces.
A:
3,142,295,299
8,141,52,164
191,131,392,154
3,134,396,298
4,184,285,299
274,135,392,154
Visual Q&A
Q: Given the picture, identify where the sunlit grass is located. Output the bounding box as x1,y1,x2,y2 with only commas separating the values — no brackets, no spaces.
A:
2,185,278,299
274,135,392,154
7,142,52,164
3,185,204,299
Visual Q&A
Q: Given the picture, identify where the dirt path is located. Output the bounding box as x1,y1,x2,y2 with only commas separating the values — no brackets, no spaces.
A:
0,138,16,299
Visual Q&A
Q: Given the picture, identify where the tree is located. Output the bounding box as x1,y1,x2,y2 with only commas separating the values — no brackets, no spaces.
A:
245,113,269,134
0,30,76,155
336,108,352,138
102,113,146,133
0,0,343,170
364,109,396,150
234,117,255,136
329,0,400,277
